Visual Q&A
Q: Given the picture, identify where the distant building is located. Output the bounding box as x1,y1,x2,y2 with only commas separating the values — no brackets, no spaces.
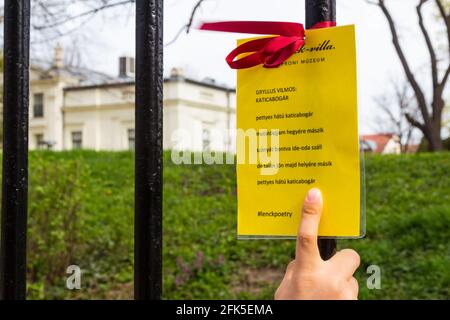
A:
360,133,401,154
26,46,236,152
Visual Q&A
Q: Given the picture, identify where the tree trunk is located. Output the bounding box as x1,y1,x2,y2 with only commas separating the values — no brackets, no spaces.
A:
428,97,444,151
428,125,443,151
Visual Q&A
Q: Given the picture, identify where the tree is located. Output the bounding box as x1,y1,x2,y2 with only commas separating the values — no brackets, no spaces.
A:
0,1,135,38
369,0,450,151
374,80,419,153
0,0,206,47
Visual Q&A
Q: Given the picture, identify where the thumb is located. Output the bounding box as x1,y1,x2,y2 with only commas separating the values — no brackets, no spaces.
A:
295,188,323,262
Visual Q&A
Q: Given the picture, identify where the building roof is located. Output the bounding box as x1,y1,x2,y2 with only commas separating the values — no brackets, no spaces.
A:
31,58,118,86
62,76,235,92
31,58,235,93
360,133,396,153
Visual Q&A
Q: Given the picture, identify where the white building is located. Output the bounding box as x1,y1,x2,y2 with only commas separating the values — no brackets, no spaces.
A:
27,46,236,152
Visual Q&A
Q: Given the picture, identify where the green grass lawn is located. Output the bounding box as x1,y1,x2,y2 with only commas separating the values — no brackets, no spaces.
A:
21,151,450,299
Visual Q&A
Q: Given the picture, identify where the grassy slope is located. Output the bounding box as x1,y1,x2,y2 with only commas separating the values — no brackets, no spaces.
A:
25,151,450,299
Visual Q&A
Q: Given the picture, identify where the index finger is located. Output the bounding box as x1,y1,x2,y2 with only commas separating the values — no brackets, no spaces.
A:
295,188,323,263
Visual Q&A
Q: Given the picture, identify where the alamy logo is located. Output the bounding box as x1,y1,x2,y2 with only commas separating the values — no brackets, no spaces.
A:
366,265,381,290
66,265,82,290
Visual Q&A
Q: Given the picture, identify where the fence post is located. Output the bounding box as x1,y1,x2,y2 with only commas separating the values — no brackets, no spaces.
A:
134,0,164,300
0,0,31,300
305,0,337,261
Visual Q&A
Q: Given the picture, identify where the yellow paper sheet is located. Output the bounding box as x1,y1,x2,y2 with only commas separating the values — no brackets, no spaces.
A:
237,25,361,238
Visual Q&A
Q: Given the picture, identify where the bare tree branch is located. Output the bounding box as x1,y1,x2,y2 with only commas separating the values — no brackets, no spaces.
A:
378,101,400,127
417,0,438,90
32,0,135,31
374,79,420,152
434,0,450,94
165,0,207,46
436,0,450,55
366,0,450,149
376,0,432,128
405,113,426,132
31,11,98,44
186,0,207,34
165,25,189,47
440,65,450,87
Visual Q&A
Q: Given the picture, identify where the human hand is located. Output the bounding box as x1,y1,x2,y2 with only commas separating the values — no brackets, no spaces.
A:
275,188,360,300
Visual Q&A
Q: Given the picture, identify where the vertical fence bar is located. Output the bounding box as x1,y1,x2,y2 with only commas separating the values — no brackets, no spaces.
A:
0,0,31,300
305,0,337,261
134,0,163,300
305,0,336,29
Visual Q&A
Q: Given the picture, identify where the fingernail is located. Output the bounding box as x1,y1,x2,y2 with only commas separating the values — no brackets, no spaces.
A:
306,188,321,202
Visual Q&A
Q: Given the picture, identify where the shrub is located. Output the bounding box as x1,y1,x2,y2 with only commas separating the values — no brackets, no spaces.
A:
27,153,89,298
0,150,445,299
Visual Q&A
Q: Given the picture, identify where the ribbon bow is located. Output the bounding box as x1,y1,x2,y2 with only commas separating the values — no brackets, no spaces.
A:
199,21,336,69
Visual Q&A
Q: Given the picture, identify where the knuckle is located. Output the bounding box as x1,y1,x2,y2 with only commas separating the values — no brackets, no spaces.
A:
348,249,361,265
297,233,315,247
302,204,319,215
340,249,360,265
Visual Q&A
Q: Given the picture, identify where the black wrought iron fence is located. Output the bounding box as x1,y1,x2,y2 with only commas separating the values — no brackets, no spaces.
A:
0,0,335,300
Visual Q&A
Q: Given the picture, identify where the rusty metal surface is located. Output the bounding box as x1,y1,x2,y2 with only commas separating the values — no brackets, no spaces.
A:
0,0,31,300
134,0,164,300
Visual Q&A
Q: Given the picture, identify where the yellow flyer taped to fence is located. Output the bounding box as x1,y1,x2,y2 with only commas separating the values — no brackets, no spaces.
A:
237,25,361,238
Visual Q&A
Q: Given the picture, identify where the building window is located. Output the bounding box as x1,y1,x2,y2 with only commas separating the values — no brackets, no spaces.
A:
119,56,135,77
202,128,211,152
71,131,82,149
128,128,135,150
35,134,44,149
33,93,44,118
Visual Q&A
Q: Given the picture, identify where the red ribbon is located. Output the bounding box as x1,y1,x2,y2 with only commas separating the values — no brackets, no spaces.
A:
199,21,336,69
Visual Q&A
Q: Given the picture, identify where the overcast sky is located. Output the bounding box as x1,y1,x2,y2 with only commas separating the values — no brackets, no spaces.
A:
47,0,447,135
